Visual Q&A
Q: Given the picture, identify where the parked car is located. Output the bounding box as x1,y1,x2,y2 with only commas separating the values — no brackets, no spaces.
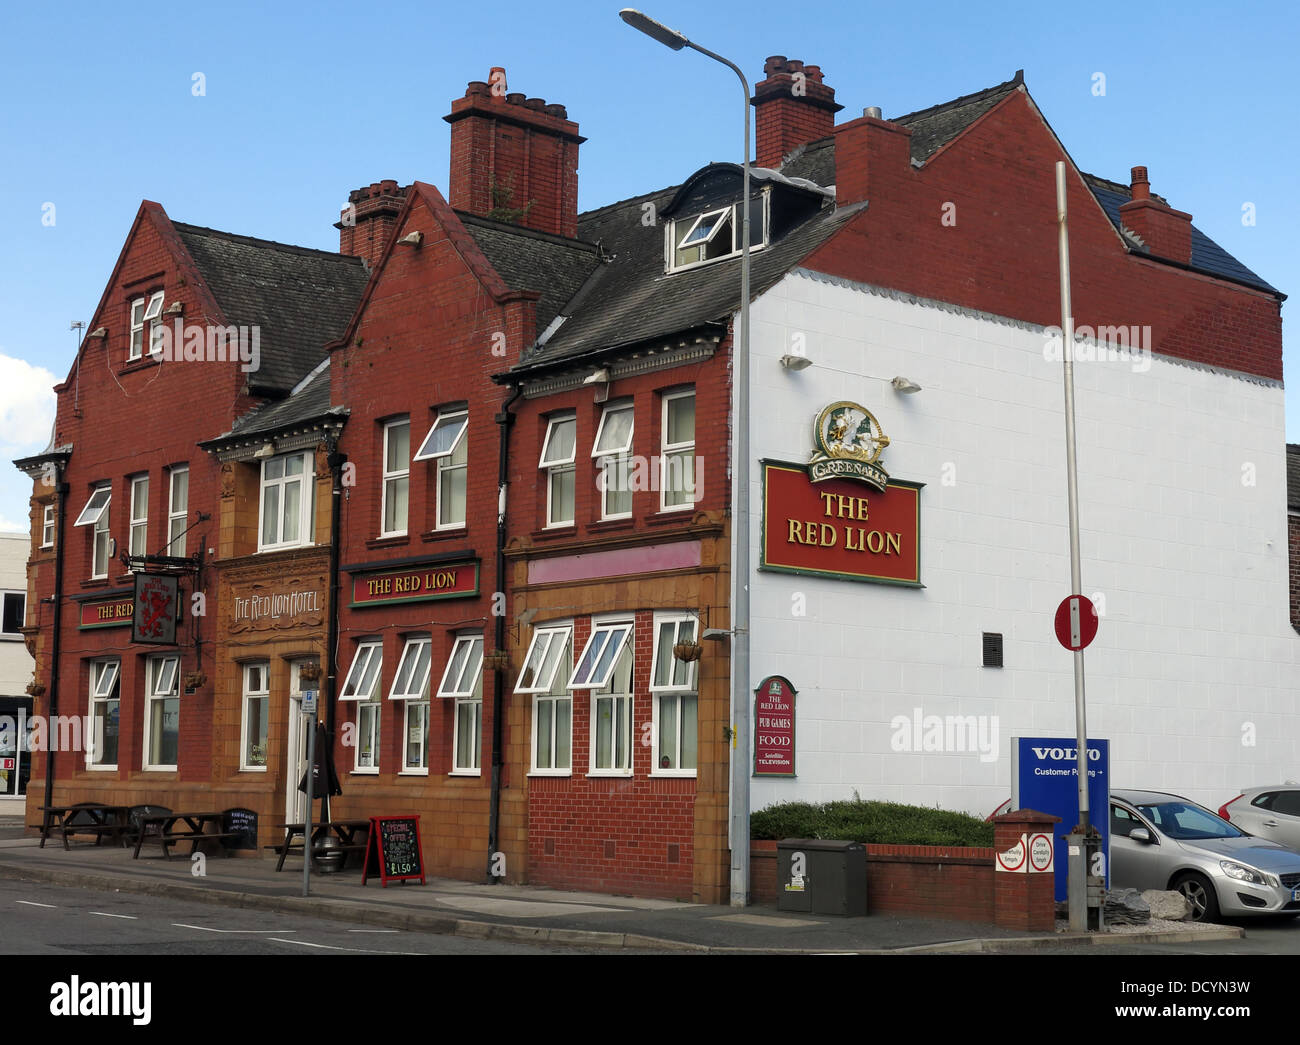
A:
1219,785,1300,851
1110,789,1300,922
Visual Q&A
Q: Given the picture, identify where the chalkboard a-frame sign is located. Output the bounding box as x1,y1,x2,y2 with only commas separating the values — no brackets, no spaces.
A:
361,815,426,887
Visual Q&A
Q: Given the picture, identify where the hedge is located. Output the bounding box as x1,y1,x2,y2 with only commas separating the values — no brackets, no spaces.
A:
751,796,995,848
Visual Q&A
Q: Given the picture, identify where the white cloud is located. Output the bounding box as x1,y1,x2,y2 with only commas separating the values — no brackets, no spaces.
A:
0,514,28,534
0,350,56,456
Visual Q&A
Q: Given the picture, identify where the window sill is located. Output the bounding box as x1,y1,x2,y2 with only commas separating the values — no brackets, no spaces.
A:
351,768,380,776
398,769,430,777
421,527,468,544
81,578,110,590
649,770,697,779
85,764,118,772
588,517,634,534
238,766,269,773
528,770,572,778
448,769,482,778
142,766,178,773
586,771,633,779
533,524,577,539
366,534,410,550
118,355,162,376
647,505,698,524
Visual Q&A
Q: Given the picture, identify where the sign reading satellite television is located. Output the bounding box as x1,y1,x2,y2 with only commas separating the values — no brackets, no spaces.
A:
753,676,796,777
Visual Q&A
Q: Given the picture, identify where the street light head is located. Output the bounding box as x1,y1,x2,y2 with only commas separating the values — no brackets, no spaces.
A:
619,8,688,50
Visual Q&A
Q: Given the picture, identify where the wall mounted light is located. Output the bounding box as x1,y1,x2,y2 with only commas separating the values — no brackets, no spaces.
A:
87,327,107,339
397,231,423,247
164,301,184,316
891,376,922,394
780,354,813,371
253,442,276,459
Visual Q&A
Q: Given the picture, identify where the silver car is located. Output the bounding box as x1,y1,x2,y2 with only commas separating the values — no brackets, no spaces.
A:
1218,785,1300,852
1110,789,1300,921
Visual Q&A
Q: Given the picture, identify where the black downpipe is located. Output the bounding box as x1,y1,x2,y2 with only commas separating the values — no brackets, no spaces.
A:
488,385,523,881
325,439,346,735
41,474,68,817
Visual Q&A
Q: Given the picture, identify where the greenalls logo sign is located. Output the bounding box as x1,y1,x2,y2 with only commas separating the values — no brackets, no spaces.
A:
808,401,890,491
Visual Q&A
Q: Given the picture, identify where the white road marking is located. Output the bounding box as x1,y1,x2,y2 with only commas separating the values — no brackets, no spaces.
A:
16,901,56,908
347,929,400,934
269,937,422,955
173,924,295,934
89,912,137,919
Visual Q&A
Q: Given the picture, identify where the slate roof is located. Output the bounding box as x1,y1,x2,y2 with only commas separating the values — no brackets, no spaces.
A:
225,362,340,440
174,223,369,395
501,188,862,373
1082,175,1279,295
459,214,602,337
1288,445,1300,512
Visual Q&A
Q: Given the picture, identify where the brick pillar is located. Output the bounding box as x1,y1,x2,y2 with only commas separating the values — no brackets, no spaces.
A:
992,809,1061,931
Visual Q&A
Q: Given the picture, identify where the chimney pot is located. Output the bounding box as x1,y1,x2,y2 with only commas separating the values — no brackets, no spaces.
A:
864,106,883,119
804,64,823,83
506,92,526,105
753,56,843,168
524,97,546,111
764,55,788,75
544,103,567,118
1130,165,1150,200
465,81,490,98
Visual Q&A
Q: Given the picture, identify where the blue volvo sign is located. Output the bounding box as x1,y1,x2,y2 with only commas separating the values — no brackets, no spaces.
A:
1011,737,1110,902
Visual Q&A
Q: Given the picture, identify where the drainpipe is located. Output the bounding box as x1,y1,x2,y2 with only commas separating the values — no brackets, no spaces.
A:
325,435,346,736
42,469,68,817
488,383,524,882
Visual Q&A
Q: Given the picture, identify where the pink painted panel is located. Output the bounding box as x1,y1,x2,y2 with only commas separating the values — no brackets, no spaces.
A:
528,540,702,584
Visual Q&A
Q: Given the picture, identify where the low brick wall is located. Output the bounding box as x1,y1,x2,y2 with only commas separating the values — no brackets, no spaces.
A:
750,839,996,923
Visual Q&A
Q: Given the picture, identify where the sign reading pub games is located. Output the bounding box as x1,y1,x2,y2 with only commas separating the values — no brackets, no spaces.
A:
761,402,922,586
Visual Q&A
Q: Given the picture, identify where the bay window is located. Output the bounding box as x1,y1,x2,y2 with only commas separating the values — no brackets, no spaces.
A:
259,452,313,551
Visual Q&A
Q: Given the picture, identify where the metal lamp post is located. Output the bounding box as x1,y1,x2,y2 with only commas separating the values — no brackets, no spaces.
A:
619,7,752,906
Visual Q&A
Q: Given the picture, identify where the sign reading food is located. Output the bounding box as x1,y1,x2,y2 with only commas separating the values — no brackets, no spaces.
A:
350,561,479,607
754,675,797,777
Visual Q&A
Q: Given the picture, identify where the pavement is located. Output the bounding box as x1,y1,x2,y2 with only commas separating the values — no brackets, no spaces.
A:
0,817,1244,953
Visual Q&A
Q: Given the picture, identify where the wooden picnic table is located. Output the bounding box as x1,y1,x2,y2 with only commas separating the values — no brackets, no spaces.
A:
38,804,131,850
131,811,239,860
270,819,371,872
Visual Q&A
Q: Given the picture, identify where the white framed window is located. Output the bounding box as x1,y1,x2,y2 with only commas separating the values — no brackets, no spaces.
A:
240,662,269,771
41,504,55,549
539,413,576,527
259,452,313,551
340,640,382,772
129,292,164,361
667,196,767,272
568,620,633,691
75,486,112,579
88,659,120,768
403,700,430,774
588,627,633,775
521,625,572,774
389,635,431,700
649,614,698,775
381,418,410,537
129,475,149,558
0,591,25,637
129,298,146,361
143,655,179,771
592,402,634,519
660,389,696,511
167,466,188,557
413,409,469,529
438,634,483,773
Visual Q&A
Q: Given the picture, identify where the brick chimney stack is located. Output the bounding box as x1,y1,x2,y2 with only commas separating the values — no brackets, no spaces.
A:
337,180,408,267
444,69,586,239
1119,165,1193,264
751,57,843,169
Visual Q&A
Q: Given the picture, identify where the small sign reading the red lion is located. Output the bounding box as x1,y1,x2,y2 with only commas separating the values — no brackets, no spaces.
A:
133,573,179,645
753,675,797,778
350,561,478,607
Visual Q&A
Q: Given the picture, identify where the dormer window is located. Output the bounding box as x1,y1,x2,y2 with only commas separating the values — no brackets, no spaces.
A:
667,196,767,273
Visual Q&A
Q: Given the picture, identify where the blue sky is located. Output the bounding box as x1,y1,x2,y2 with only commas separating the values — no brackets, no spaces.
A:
0,0,1294,532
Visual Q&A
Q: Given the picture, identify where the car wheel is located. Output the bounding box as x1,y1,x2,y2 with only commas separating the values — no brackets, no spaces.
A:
1173,873,1221,923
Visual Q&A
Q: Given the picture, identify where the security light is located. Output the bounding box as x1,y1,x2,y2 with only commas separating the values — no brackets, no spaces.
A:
891,376,922,394
780,354,813,371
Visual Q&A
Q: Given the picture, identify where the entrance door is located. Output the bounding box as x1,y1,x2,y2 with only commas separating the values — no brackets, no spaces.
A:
286,660,317,825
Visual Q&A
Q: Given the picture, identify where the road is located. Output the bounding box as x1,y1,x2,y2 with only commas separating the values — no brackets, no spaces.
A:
0,876,602,955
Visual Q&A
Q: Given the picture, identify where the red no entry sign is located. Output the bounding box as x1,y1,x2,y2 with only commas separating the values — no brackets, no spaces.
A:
1054,594,1098,651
